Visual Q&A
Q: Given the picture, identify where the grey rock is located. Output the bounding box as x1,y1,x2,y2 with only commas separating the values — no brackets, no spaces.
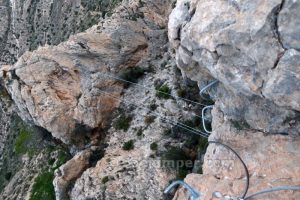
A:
170,0,284,96
169,0,300,135
278,0,300,50
263,49,300,111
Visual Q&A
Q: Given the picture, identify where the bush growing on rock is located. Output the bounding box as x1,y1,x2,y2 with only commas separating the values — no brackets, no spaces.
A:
114,114,132,131
161,146,192,180
156,85,171,99
122,140,135,151
30,171,55,200
136,128,144,137
14,125,36,156
148,103,158,111
150,142,158,151
101,176,109,184
119,66,145,87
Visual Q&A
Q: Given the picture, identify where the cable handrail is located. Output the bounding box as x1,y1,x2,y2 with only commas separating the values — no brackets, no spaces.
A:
96,88,209,138
208,141,250,199
164,180,201,200
199,80,218,100
97,77,299,199
98,72,211,107
164,140,249,200
202,105,214,134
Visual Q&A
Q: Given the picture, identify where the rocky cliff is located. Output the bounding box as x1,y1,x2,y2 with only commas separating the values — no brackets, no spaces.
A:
0,0,300,199
169,0,300,199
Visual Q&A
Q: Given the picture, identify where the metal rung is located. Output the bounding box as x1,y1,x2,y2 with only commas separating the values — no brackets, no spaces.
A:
202,105,213,134
200,80,218,100
164,180,201,200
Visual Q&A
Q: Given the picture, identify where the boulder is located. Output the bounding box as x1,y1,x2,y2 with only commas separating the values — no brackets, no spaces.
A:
54,149,92,200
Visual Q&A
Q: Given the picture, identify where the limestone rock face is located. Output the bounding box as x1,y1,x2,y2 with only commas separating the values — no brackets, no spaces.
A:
278,0,300,50
169,0,283,96
168,0,300,134
169,0,300,199
174,107,300,200
1,0,167,143
263,49,300,111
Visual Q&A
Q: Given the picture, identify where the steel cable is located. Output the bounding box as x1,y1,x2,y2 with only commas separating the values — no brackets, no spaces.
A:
96,88,210,138
98,72,211,107
199,80,218,100
208,141,250,199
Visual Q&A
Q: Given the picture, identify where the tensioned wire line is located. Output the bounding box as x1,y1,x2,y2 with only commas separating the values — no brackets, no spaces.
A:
97,88,210,138
98,72,211,107
98,72,209,120
97,88,209,138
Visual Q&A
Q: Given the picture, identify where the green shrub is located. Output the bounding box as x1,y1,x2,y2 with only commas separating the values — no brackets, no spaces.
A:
119,67,145,86
102,176,109,184
156,85,171,99
29,171,55,200
53,150,69,170
161,147,192,180
136,129,143,137
5,172,12,181
150,142,158,151
149,103,157,111
114,114,132,131
48,158,55,166
122,140,135,151
177,88,186,98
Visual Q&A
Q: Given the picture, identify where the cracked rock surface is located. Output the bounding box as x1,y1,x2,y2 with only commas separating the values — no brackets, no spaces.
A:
169,0,300,134
169,0,300,199
1,0,170,144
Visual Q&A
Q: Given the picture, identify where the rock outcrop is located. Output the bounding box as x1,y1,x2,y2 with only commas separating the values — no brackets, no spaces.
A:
169,0,300,199
169,0,300,134
54,149,92,200
1,0,181,199
0,0,171,144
